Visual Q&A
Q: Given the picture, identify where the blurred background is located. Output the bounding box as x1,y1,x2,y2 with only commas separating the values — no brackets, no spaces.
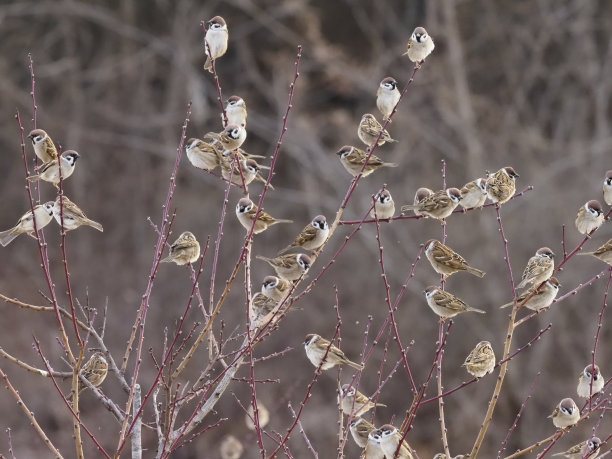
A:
1,0,611,457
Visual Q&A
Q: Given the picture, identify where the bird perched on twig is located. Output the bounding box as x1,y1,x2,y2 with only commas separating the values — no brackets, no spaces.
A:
256,253,311,281
339,384,385,416
0,202,54,246
500,277,560,310
53,196,103,232
486,167,519,205
516,247,555,289
224,95,247,127
575,200,604,235
357,114,397,147
424,239,486,279
378,424,415,459
579,239,612,266
577,364,604,398
424,286,485,318
27,129,58,164
203,16,228,73
462,341,496,378
71,352,108,399
221,157,270,188
27,150,80,188
376,77,400,122
185,137,221,171
364,429,386,459
261,275,291,302
403,26,435,66
549,398,580,429
235,197,292,234
204,124,246,154
336,145,397,177
278,215,329,254
349,418,376,448
401,188,462,221
411,187,434,217
303,334,364,371
459,178,488,210
161,231,200,265
370,190,395,220
552,436,601,458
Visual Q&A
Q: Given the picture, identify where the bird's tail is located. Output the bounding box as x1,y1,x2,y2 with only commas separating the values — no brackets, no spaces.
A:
0,228,19,247
346,360,365,371
466,266,486,278
469,307,486,314
277,244,293,255
203,57,213,73
577,252,595,256
85,219,104,232
271,219,293,226
256,255,272,263
400,204,417,213
27,174,40,182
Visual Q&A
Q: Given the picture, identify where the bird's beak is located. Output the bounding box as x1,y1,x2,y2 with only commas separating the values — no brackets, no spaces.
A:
335,150,343,156
27,134,34,140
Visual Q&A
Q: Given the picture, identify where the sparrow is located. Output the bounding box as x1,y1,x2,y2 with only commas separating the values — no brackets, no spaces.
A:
27,129,58,164
219,435,243,459
370,190,396,220
225,95,247,127
73,352,108,397
336,145,398,177
424,239,486,279
412,187,434,217
486,167,519,205
462,341,496,378
400,188,462,221
53,196,103,232
604,170,612,206
261,275,292,302
203,16,228,73
235,197,292,234
364,429,386,459
185,137,221,171
204,124,246,154
575,200,604,235
459,178,488,210
500,277,560,310
516,247,555,289
256,253,311,281
27,150,80,188
339,384,386,416
376,77,401,122
222,158,270,188
579,239,612,265
549,398,580,429
245,402,270,430
404,26,435,66
424,286,485,318
161,231,200,265
0,202,54,246
552,437,601,458
349,417,376,448
278,215,329,254
577,364,604,398
303,334,364,371
357,113,397,147
378,424,415,459
250,292,277,327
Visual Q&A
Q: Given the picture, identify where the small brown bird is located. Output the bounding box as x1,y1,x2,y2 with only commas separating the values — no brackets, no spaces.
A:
303,334,364,370
203,16,228,73
412,187,434,217
358,114,397,147
579,239,612,265
552,437,601,458
404,26,435,66
604,170,612,206
516,247,555,289
245,402,270,430
575,200,604,235
221,156,270,188
261,275,291,302
53,196,103,232
376,77,401,122
577,364,604,398
364,430,386,459
339,384,386,416
74,352,108,396
370,190,396,220
336,145,398,177
424,239,486,279
225,95,247,127
424,286,485,318
400,188,462,221
219,435,243,459
378,424,415,459
459,178,488,210
161,231,200,265
185,137,221,171
204,124,246,153
549,398,580,429
235,197,292,234
349,417,376,448
486,167,519,205
256,253,311,281
500,277,560,310
0,202,55,246
27,129,58,164
463,341,496,378
250,292,277,327
279,215,329,254
27,151,80,188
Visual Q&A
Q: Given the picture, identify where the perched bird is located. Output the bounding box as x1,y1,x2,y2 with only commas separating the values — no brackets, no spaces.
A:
404,26,435,66
462,341,496,378
424,286,485,318
376,77,401,122
220,435,243,459
303,334,364,370
250,292,277,327
53,196,103,232
364,429,386,459
552,437,601,458
424,239,486,279
459,178,488,210
579,239,612,265
185,137,221,171
261,275,291,302
339,384,385,416
370,190,396,220
349,417,376,448
357,113,397,147
203,16,228,73
400,188,462,221
204,124,246,154
279,215,329,254
486,167,519,205
575,200,604,235
27,129,58,164
500,277,560,310
235,197,292,234
604,170,612,206
245,402,270,430
336,145,398,177
0,202,54,246
161,231,200,265
577,364,604,398
412,187,434,217
549,398,580,429
27,150,80,188
256,253,311,281
225,95,247,127
222,157,269,188
516,247,555,289
74,352,108,396
378,424,414,459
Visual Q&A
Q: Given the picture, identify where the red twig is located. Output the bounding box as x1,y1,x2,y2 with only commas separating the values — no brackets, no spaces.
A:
288,402,319,458
590,268,612,409
6,427,15,459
